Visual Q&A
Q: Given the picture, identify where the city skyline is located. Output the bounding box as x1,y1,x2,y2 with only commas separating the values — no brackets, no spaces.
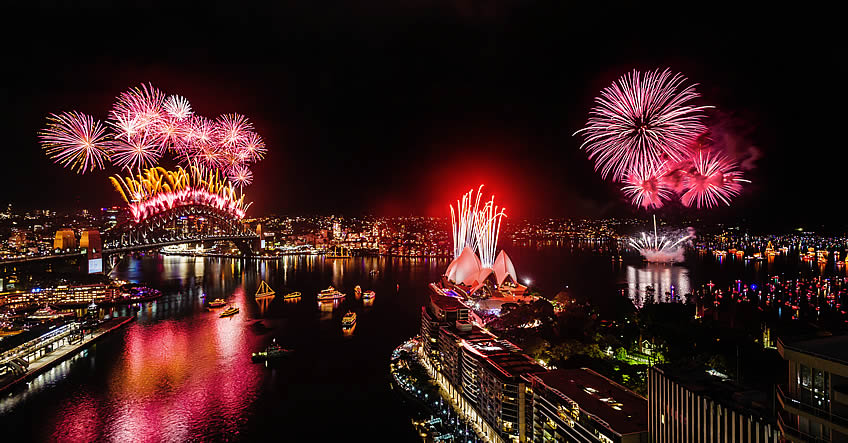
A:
2,4,845,228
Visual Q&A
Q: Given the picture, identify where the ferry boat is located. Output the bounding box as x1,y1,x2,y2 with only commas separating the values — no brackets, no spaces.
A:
317,286,346,301
325,246,351,259
251,339,292,363
255,281,275,301
28,305,64,321
208,298,227,308
284,291,302,299
220,306,240,317
342,311,357,327
362,290,376,299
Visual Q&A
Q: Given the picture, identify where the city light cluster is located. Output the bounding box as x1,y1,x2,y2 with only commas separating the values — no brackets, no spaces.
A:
449,186,506,267
575,68,750,209
110,166,249,222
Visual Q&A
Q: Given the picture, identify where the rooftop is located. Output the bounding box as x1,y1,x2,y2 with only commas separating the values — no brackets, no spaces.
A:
429,291,469,312
529,368,648,436
780,335,848,366
652,365,774,421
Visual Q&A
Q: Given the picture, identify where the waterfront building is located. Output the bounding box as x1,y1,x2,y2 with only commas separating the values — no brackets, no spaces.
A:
777,336,848,442
0,284,113,308
523,368,649,443
53,229,77,251
419,281,651,443
420,286,470,374
648,365,779,443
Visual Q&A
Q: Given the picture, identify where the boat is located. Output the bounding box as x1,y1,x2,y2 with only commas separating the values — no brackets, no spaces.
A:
317,286,346,301
28,305,63,321
220,306,240,317
208,298,227,308
362,290,376,299
354,285,362,296
325,245,352,259
284,291,302,299
255,280,276,300
251,339,292,363
342,311,357,327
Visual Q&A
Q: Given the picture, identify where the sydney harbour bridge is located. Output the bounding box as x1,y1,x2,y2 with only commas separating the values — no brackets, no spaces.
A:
1,175,260,275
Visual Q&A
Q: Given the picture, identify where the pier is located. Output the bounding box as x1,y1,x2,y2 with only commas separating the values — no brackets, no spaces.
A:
0,316,135,393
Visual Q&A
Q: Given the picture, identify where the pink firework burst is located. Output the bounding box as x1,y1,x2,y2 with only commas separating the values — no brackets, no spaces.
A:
241,132,267,162
155,118,184,151
575,68,712,180
109,83,165,131
196,144,224,170
111,133,162,171
216,113,253,148
163,95,193,121
39,111,113,174
229,164,254,188
680,150,749,208
621,164,674,209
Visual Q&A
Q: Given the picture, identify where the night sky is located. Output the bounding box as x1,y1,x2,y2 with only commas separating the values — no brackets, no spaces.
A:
2,3,844,230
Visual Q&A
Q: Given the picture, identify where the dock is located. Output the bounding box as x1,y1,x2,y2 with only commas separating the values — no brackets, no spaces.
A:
0,316,135,394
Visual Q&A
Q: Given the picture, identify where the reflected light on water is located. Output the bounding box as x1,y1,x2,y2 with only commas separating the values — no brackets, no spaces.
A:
626,264,691,308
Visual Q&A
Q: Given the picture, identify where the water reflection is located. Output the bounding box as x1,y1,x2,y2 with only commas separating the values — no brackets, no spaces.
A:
625,264,691,307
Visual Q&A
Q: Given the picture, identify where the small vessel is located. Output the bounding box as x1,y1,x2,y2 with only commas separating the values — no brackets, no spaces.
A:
251,339,292,363
220,306,240,317
284,291,302,299
208,298,227,308
255,280,276,300
363,290,376,299
317,286,346,301
28,305,63,321
325,245,351,259
342,311,357,327
354,285,362,296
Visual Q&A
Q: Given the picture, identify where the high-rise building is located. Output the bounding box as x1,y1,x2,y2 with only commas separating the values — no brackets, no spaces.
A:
777,336,848,442
648,365,779,443
524,368,649,443
53,229,77,251
80,230,103,274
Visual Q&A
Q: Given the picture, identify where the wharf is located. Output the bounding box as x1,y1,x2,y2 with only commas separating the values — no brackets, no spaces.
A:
0,316,135,394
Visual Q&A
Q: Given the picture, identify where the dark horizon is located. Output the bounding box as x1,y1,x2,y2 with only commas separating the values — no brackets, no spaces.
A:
2,3,844,229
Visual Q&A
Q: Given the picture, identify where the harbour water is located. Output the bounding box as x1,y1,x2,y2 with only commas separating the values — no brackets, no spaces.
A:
1,245,844,441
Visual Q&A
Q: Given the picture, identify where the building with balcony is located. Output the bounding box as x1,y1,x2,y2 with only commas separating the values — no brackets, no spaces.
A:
648,365,779,442
523,368,649,443
777,336,848,442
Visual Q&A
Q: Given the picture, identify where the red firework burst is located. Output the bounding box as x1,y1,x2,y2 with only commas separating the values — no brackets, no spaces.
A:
680,150,749,208
621,164,674,209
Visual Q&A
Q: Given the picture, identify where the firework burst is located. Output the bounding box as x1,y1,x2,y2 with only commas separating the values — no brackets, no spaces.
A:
450,186,484,258
241,132,267,162
681,150,749,209
216,113,253,148
39,111,113,174
621,163,674,209
163,95,193,120
575,68,712,180
229,164,254,188
110,83,165,131
474,196,506,268
111,133,162,171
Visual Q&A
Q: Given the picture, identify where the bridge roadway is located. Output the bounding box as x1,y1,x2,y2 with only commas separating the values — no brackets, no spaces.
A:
102,233,259,255
1,234,259,268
